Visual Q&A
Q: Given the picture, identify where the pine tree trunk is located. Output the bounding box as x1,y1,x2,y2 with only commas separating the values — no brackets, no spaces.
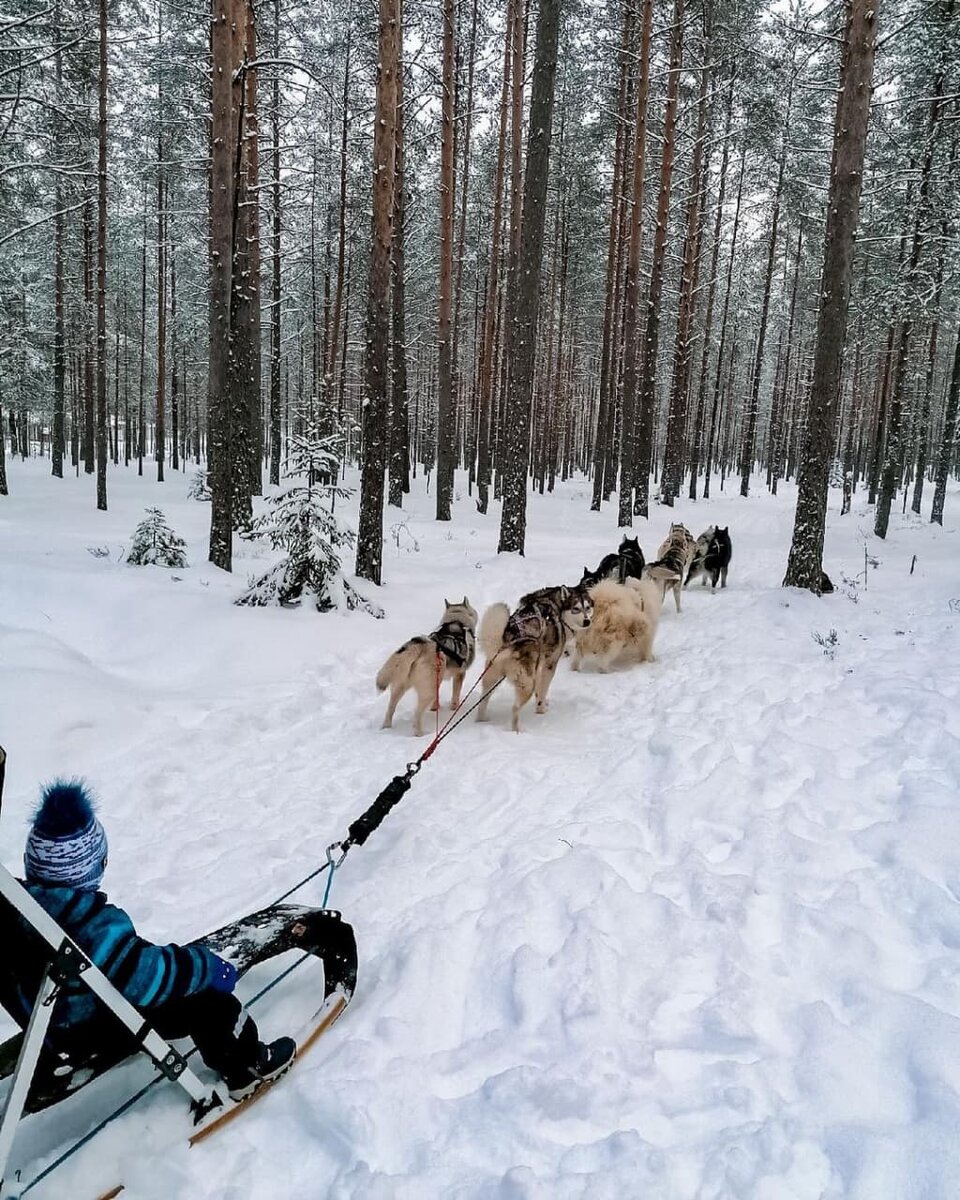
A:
229,0,262,513
497,0,562,554
95,0,108,511
327,24,352,404
688,75,733,501
740,81,792,498
911,242,945,514
389,22,410,509
497,0,527,492
661,19,711,506
476,0,516,515
704,143,745,499
875,8,949,539
208,0,242,570
784,0,877,590
52,0,66,480
769,225,803,496
590,0,634,511
269,0,282,487
171,252,180,471
0,398,6,495
83,198,95,474
452,0,478,484
633,0,683,519
615,0,653,528
355,0,399,584
436,0,457,521
931,326,960,526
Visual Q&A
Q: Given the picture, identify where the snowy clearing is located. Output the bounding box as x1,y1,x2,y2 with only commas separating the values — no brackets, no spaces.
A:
2,460,960,1199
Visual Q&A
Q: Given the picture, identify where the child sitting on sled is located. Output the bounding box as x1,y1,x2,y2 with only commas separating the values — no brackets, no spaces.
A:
2,780,295,1100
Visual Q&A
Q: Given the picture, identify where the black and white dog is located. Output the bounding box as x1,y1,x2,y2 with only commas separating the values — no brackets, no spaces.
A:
685,526,732,590
580,536,646,590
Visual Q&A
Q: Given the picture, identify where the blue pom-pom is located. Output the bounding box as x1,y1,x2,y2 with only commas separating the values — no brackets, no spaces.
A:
33,780,98,838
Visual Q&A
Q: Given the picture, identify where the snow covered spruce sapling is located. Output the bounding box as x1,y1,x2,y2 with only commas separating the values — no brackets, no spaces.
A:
127,507,188,568
188,468,211,501
237,427,382,615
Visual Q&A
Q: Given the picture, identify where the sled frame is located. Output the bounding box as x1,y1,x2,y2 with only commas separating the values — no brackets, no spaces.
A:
0,865,218,1191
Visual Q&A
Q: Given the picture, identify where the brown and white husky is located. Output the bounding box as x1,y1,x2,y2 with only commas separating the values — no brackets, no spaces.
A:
475,585,593,732
376,598,478,735
648,524,697,613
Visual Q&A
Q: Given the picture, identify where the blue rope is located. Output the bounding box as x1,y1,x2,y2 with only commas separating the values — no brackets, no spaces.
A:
321,860,337,909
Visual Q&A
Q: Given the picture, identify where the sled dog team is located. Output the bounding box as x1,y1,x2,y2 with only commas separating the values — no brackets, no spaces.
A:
377,523,733,734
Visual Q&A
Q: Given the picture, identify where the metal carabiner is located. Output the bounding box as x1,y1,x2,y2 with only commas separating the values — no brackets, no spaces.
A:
325,841,350,870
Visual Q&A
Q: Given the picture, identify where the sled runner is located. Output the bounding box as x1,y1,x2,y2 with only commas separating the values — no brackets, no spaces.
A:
0,864,357,1194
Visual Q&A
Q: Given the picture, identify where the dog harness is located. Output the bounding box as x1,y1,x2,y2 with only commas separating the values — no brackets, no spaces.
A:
503,588,586,648
430,620,475,668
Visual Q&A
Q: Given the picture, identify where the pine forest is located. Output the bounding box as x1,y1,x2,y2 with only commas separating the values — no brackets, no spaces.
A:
1,0,958,588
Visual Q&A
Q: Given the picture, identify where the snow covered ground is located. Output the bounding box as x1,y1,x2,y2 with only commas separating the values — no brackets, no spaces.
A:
2,457,960,1200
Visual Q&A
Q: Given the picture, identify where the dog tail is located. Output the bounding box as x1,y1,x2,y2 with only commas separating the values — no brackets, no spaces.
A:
375,639,424,692
479,603,510,662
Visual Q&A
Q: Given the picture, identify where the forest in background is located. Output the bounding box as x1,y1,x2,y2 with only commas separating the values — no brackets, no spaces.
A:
0,0,957,591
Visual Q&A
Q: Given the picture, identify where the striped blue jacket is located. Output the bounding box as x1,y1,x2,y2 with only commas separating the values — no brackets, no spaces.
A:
15,884,224,1029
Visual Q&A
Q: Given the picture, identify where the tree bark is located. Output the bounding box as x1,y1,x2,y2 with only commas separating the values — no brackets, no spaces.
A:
208,0,242,569
476,0,516,515
95,0,108,510
497,0,562,553
269,0,282,486
633,0,683,519
83,198,95,474
590,0,635,511
875,3,949,538
931,326,960,526
436,0,457,521
615,0,653,528
689,75,734,501
784,0,878,590
388,18,410,509
355,0,400,584
740,79,792,498
661,17,711,506
52,0,66,480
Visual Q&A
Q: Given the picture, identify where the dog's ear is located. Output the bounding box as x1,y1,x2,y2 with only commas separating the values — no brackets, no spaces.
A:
462,595,469,607
444,597,450,608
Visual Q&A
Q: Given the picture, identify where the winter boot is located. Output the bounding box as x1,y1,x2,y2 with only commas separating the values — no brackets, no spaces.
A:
225,1036,297,1101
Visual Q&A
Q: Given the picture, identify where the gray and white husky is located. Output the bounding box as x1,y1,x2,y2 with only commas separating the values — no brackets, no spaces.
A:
475,584,593,732
376,598,478,735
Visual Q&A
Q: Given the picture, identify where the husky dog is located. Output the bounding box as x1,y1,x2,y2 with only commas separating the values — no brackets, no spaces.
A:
685,525,716,587
647,523,696,613
580,536,646,589
686,526,732,590
476,585,593,732
571,575,673,672
376,598,478,735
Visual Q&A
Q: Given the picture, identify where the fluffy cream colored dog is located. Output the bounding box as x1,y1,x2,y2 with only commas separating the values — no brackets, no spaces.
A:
571,575,674,672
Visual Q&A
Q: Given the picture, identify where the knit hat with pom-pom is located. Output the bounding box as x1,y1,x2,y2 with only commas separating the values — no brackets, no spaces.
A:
24,781,108,892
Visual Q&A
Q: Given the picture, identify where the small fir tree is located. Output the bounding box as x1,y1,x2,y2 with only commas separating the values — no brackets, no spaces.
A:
127,508,188,568
187,468,211,501
238,426,382,615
